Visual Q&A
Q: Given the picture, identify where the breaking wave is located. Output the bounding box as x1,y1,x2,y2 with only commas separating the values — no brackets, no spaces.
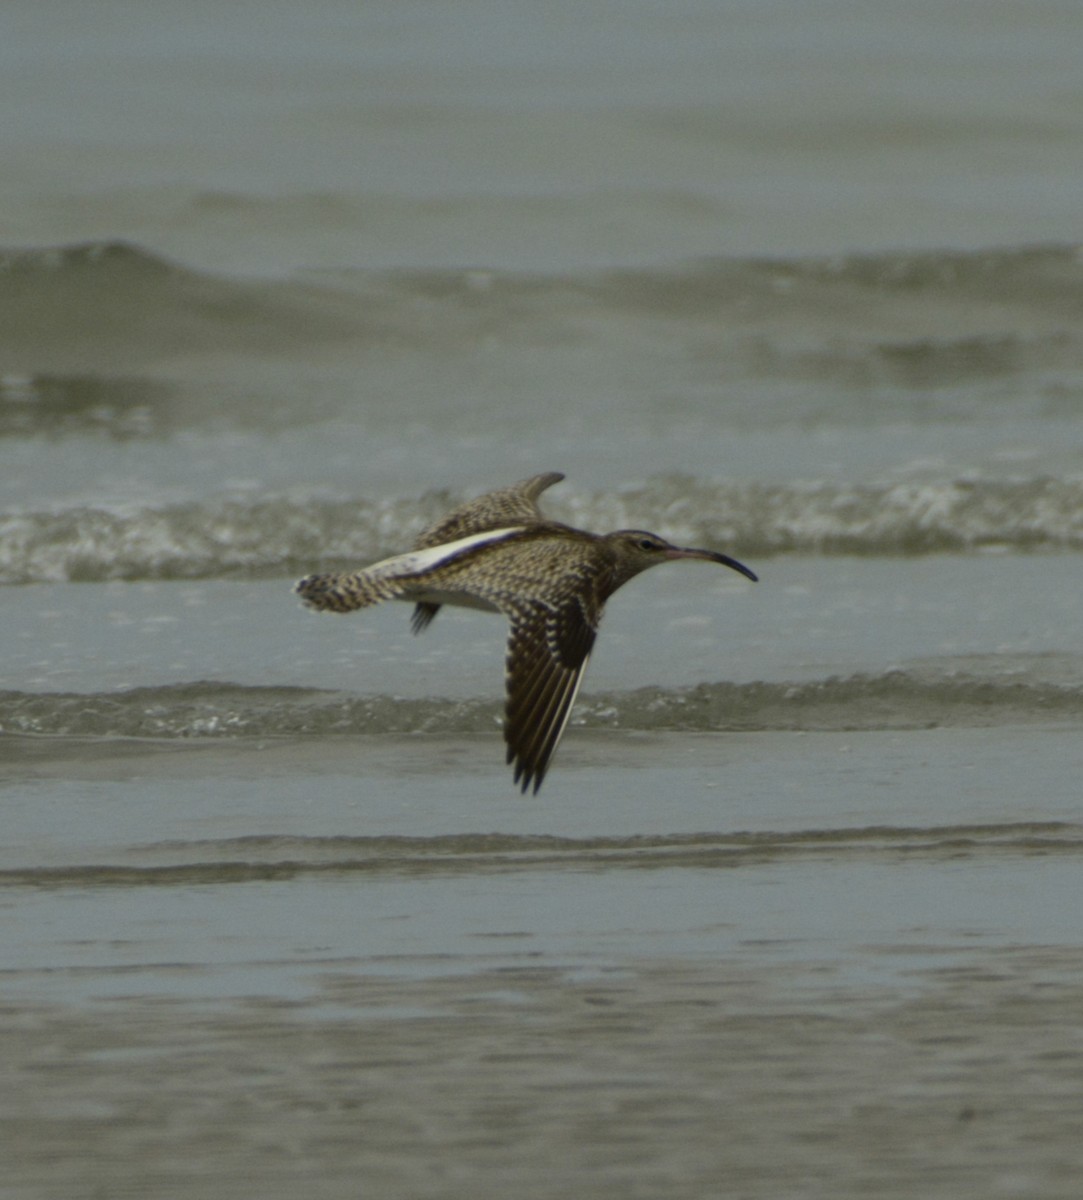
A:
3,671,1081,740
1,475,1081,584
3,822,1080,890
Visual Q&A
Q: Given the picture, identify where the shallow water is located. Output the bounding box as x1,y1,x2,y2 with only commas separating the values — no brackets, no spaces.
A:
3,2,1083,1196
4,728,1083,1197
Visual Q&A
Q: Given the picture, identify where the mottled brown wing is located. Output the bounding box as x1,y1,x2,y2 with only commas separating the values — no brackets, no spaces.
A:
411,472,564,634
503,594,598,794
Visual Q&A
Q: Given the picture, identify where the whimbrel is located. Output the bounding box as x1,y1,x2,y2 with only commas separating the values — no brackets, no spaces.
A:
295,472,757,793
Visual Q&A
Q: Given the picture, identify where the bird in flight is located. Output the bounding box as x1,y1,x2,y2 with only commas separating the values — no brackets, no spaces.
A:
295,472,757,793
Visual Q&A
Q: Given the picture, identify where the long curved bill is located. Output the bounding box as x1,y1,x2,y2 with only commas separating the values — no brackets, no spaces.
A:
665,546,758,583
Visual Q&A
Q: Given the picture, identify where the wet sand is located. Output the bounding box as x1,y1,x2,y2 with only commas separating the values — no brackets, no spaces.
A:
5,952,1083,1199
4,728,1081,1196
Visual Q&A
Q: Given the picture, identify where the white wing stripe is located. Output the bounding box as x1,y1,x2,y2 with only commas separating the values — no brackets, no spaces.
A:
366,527,527,579
549,655,590,759
523,654,591,784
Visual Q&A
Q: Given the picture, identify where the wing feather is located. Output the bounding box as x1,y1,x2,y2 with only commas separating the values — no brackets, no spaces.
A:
504,597,598,794
410,473,564,634
512,664,588,795
297,528,526,614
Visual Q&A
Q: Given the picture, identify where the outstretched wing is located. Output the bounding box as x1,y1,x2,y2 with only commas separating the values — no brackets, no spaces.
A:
411,472,564,634
296,528,526,614
503,593,599,794
298,519,607,792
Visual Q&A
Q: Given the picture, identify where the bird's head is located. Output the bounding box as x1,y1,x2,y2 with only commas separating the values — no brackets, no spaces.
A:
604,530,758,586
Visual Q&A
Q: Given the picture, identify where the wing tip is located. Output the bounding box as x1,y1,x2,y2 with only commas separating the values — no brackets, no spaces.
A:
511,756,547,795
411,602,440,635
526,470,566,497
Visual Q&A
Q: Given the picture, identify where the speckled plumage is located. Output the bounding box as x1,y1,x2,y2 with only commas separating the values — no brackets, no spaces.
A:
408,470,565,634
295,473,757,793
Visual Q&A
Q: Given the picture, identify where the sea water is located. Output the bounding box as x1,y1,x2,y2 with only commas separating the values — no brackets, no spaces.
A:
2,3,1083,1196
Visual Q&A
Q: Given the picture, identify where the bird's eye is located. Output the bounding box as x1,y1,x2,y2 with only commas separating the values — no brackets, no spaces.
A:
638,537,657,551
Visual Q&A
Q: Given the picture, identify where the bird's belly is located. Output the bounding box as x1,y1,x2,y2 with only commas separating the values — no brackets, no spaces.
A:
397,588,501,614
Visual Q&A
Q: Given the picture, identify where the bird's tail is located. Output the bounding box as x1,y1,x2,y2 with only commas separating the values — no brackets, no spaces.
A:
294,570,394,614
